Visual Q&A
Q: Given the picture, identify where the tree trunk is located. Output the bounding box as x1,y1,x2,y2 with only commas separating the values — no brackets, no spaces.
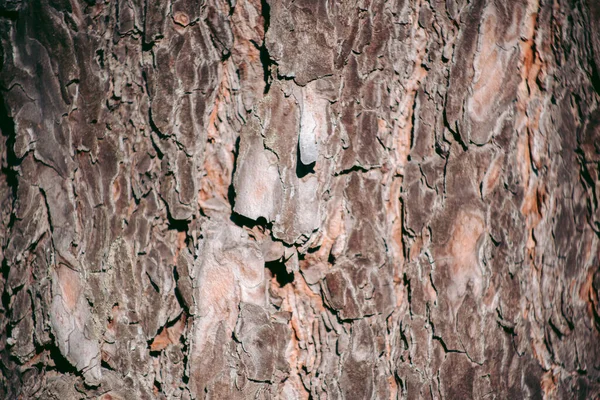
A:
0,0,599,398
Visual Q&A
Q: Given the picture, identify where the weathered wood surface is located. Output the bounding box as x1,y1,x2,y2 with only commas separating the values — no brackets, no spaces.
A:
0,0,599,398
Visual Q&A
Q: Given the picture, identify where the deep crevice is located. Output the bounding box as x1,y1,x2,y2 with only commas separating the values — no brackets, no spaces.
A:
265,259,294,287
442,107,468,151
101,359,113,371
141,39,157,52
591,57,600,95
173,266,190,313
258,0,273,94
334,164,377,176
230,212,265,229
0,89,18,203
432,334,465,355
153,380,163,395
46,342,78,375
296,139,315,178
227,136,240,212
496,311,516,336
166,213,189,232
0,259,10,313
146,271,160,293
403,273,413,318
0,9,18,20
548,318,564,340
409,91,419,151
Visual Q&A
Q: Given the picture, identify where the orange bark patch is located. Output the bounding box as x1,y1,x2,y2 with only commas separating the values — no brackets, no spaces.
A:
150,314,187,352
112,179,121,203
173,11,189,27
199,59,236,210
55,265,82,310
438,210,486,310
541,369,558,398
580,268,599,323
199,154,230,203
481,154,504,198
173,230,187,264
448,210,485,276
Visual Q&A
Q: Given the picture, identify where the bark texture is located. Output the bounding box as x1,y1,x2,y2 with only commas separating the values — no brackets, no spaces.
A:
0,0,599,398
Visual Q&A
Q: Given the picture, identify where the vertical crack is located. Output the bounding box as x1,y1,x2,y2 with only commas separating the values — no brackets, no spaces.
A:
0,89,18,211
259,0,273,93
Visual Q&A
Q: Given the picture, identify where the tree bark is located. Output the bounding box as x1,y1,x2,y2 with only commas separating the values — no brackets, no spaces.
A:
0,0,599,398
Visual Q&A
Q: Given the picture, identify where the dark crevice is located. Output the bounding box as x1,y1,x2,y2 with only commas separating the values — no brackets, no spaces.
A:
334,164,377,176
265,259,294,287
181,332,190,385
259,44,273,94
95,49,105,69
147,109,168,140
47,342,78,374
591,57,600,95
441,149,450,198
141,70,169,159
261,0,270,42
227,136,240,211
431,334,452,353
327,249,336,265
258,0,273,93
548,318,564,340
142,39,158,52
146,272,160,293
149,132,164,160
442,107,468,151
403,273,413,318
429,272,438,303
399,325,410,352
230,211,263,229
489,233,501,247
173,266,190,313
434,139,449,159
0,90,18,203
0,9,19,20
166,213,189,233
249,38,275,95
161,200,192,251
153,380,163,395
409,92,418,151
1,259,10,313
275,72,295,82
432,334,465,355
100,359,113,371
449,125,468,151
306,244,321,254
296,139,315,178
496,315,516,336
428,306,467,355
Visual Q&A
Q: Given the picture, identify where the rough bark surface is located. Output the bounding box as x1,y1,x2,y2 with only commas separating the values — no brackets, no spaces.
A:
0,0,599,398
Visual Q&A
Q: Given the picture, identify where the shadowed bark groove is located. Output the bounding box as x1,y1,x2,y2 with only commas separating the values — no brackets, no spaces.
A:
0,0,599,398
